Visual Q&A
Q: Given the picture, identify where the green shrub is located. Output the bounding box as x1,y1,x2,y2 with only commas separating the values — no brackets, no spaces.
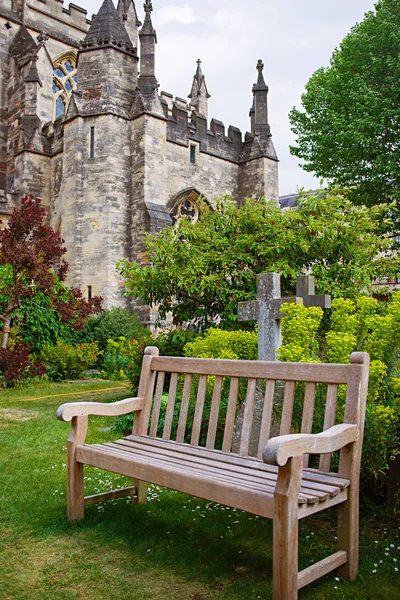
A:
156,329,199,357
278,293,400,496
101,337,130,381
41,341,100,381
82,307,148,352
184,328,258,360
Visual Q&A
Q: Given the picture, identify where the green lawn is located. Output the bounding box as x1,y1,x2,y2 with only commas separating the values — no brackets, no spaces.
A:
0,382,399,600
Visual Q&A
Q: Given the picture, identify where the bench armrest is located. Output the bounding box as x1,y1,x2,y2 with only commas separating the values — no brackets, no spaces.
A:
262,424,358,467
56,397,144,422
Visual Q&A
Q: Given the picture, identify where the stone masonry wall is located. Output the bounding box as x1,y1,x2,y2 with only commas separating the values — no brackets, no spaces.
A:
238,155,279,205
0,18,13,198
76,48,138,118
165,138,239,205
59,113,132,308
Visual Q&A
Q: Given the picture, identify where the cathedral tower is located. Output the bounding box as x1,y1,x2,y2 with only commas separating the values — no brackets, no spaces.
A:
58,0,139,307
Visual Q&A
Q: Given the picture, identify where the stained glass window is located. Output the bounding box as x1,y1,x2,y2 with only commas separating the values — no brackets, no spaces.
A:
52,51,78,121
56,96,65,119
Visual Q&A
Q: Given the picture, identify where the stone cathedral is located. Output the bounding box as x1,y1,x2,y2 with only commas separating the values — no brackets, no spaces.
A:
0,0,279,312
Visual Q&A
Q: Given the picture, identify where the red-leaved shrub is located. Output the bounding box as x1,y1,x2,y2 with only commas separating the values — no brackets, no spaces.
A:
0,341,45,387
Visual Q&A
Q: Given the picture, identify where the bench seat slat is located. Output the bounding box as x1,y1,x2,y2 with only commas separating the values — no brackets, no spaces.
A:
108,439,342,499
125,434,351,490
76,444,276,518
77,436,349,508
82,443,319,504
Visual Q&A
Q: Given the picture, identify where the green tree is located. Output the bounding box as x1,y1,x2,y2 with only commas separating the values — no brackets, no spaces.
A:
289,0,400,206
118,190,397,330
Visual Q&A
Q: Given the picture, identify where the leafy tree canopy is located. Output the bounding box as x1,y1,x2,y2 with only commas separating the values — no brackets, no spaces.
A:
289,0,400,206
118,191,398,330
0,196,102,349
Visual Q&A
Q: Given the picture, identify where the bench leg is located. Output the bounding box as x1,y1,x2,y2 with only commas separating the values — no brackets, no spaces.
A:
67,416,87,522
337,488,359,580
132,479,148,504
67,451,85,521
273,456,302,600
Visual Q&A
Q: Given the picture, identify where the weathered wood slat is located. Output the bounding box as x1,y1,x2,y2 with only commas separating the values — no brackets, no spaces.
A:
89,442,323,503
239,378,257,456
280,381,295,436
190,375,207,446
149,371,165,437
76,445,276,518
163,373,178,440
84,486,136,506
132,347,159,436
125,434,351,490
222,377,240,453
257,380,275,459
297,551,347,589
176,374,192,443
301,382,316,467
206,376,224,450
319,383,338,472
108,440,341,499
151,356,360,384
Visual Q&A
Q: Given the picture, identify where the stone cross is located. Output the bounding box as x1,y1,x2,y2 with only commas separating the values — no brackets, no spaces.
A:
238,272,303,361
238,273,332,361
296,275,332,309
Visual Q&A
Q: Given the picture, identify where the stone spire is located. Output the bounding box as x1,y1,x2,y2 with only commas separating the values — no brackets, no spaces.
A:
138,0,158,91
188,59,210,119
141,0,156,36
250,59,271,137
81,0,136,54
117,0,141,49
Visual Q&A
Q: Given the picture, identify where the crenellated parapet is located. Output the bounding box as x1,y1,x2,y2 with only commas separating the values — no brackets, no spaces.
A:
25,0,90,30
0,0,91,47
162,92,245,163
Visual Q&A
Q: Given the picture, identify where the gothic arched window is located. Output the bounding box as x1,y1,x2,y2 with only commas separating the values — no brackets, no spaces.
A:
52,50,78,121
170,190,202,224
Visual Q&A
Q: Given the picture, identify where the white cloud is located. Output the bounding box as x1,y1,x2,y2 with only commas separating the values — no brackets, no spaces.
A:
157,4,201,26
212,10,244,32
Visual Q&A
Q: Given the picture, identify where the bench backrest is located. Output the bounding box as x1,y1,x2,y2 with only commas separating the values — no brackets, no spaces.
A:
132,347,370,472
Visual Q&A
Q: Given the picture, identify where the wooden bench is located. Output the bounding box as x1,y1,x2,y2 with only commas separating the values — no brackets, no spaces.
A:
57,347,370,599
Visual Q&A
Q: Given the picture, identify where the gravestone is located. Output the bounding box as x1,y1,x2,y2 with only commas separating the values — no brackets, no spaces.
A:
237,272,303,361
232,272,331,455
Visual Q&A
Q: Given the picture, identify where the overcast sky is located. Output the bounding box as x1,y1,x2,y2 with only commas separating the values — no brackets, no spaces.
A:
84,0,377,195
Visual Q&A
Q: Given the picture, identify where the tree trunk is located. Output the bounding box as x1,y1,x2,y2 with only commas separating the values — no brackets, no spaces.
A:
1,315,11,349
